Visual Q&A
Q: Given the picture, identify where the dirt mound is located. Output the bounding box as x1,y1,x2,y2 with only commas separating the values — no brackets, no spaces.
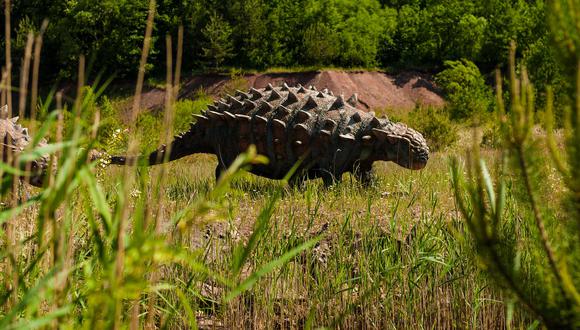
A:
133,70,444,114
243,70,445,110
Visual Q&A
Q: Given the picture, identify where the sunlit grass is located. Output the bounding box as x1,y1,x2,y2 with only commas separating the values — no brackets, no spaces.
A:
84,140,536,328
1,0,567,327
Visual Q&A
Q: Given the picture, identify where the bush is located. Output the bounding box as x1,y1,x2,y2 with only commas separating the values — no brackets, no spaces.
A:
201,12,235,70
173,96,213,132
480,122,501,148
220,70,250,97
408,106,458,152
435,59,494,120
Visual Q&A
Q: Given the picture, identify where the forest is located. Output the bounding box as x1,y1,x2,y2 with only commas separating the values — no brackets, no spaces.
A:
6,1,553,78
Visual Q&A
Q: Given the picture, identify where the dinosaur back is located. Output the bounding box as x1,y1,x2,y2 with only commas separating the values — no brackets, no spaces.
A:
194,84,386,178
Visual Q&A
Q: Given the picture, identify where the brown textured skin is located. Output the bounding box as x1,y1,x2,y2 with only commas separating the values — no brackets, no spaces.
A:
0,105,49,187
111,83,430,185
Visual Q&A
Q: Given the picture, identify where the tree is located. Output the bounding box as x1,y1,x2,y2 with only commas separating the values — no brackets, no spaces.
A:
302,23,339,65
435,59,493,120
201,13,234,70
228,0,270,68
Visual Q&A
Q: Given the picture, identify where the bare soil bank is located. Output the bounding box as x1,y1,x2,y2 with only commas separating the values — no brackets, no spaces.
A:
133,70,445,113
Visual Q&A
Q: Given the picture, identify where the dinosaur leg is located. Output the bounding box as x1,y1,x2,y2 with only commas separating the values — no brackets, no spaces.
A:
288,173,308,189
214,162,228,182
352,162,376,187
355,168,376,187
321,171,342,187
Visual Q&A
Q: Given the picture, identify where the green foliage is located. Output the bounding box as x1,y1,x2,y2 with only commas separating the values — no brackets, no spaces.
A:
480,122,502,149
46,0,154,78
392,3,484,66
523,35,571,116
302,23,339,66
3,0,556,93
408,107,458,151
451,39,580,328
95,96,123,149
301,0,394,67
436,59,494,120
201,13,235,70
454,14,488,60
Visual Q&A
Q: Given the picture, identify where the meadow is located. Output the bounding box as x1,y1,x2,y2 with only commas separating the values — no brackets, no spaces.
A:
2,0,580,328
0,114,545,328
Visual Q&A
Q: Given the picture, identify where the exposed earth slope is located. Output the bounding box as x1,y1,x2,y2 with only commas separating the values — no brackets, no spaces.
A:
131,70,444,113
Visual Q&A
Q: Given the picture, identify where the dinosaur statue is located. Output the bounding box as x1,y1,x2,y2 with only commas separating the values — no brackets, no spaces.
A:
0,105,49,187
110,83,430,185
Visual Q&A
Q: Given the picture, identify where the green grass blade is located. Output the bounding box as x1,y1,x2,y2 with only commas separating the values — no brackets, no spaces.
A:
7,305,72,330
18,141,77,164
225,236,320,302
79,167,112,231
31,109,59,147
175,288,198,330
479,159,496,212
0,269,58,328
231,191,278,275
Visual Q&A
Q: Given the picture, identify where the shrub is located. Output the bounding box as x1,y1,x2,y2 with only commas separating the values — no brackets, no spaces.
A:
96,96,123,149
201,12,235,70
220,70,250,97
408,106,458,152
435,59,494,120
480,122,501,148
173,96,213,133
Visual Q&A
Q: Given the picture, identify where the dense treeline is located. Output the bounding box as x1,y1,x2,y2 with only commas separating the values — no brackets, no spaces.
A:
3,0,557,89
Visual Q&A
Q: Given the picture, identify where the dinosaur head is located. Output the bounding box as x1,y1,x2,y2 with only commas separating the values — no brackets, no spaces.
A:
371,122,429,170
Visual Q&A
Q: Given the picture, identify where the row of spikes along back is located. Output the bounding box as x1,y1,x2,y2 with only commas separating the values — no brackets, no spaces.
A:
185,83,401,162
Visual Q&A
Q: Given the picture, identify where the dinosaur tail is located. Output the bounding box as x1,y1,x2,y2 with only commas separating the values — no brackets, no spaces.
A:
110,126,212,166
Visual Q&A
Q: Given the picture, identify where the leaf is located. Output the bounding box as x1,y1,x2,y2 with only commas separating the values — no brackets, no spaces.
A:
18,141,77,163
479,159,495,212
6,306,72,330
0,162,28,176
175,289,198,330
79,167,112,232
225,236,320,301
31,106,58,147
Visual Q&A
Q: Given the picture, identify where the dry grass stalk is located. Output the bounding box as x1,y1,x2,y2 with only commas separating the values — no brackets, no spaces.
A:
30,19,48,132
116,1,157,328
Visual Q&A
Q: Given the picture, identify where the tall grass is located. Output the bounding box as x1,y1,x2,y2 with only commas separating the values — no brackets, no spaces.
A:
450,1,580,327
0,0,572,328
0,1,315,328
451,42,580,328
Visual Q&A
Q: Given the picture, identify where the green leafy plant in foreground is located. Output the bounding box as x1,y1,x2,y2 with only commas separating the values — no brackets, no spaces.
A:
0,108,317,328
451,40,580,327
0,2,316,325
